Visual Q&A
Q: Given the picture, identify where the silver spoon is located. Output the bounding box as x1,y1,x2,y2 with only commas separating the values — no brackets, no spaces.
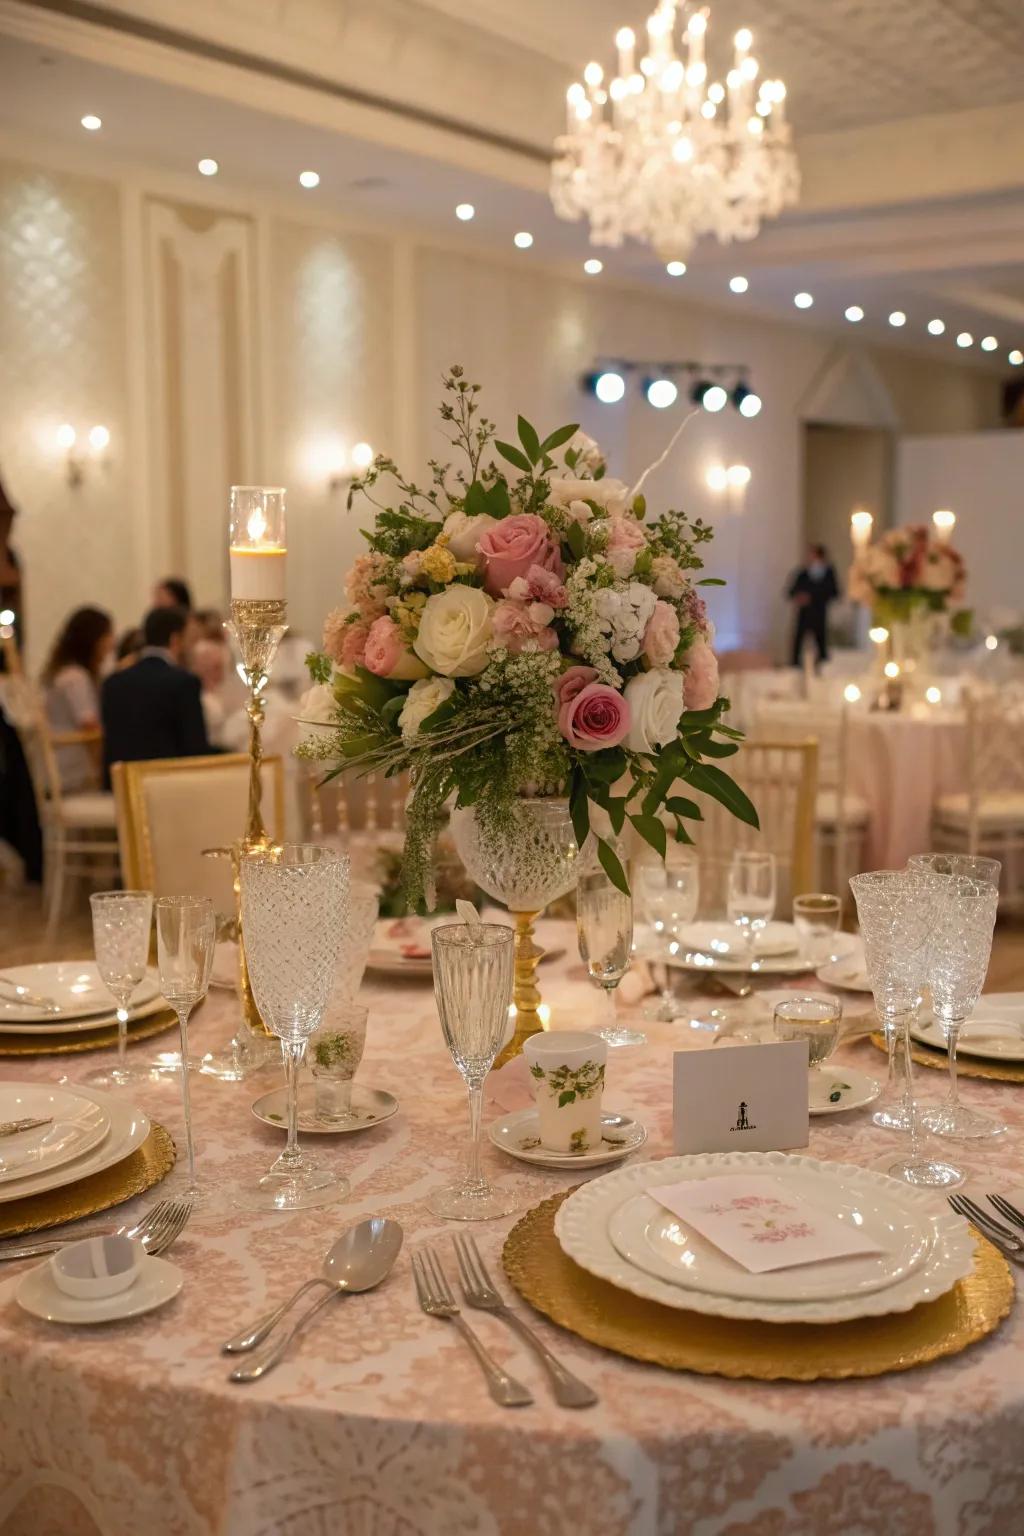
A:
227,1217,404,1382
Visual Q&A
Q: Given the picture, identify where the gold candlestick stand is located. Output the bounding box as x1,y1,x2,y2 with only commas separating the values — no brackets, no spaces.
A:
494,911,546,1070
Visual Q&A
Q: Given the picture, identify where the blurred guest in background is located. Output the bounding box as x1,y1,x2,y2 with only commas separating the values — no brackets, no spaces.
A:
101,606,209,779
193,607,225,641
191,637,228,746
42,605,113,790
0,473,23,658
115,626,143,668
788,543,838,667
152,576,192,611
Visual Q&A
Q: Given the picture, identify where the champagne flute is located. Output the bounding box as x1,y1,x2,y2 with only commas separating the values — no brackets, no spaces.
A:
430,921,515,1221
577,868,641,1047
80,891,154,1090
793,893,843,968
155,896,216,1199
638,852,699,1021
726,852,776,969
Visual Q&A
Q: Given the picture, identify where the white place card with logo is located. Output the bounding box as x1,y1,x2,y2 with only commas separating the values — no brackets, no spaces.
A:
651,1173,883,1273
672,1041,809,1155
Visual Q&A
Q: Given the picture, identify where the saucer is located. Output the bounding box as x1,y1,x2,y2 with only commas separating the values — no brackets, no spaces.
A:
809,1064,882,1116
251,1082,399,1135
16,1254,183,1324
488,1107,647,1170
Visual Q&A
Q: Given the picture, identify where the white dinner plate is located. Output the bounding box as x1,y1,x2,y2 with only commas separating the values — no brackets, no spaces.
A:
554,1151,974,1324
488,1107,647,1170
912,994,1024,1062
816,953,872,992
0,993,168,1039
15,1254,183,1324
667,947,831,977
366,946,566,980
0,963,161,1024
251,1082,399,1134
0,1087,150,1204
808,1065,882,1116
676,921,800,959
0,1085,110,1182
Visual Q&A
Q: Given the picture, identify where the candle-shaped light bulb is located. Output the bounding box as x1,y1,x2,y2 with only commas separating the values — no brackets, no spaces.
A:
734,27,752,51
230,485,287,602
850,509,874,548
688,11,707,36
932,508,956,543
615,25,636,76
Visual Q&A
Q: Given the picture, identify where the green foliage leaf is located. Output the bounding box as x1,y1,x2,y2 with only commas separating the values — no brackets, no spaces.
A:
695,736,740,759
485,478,511,518
348,665,405,711
685,761,760,829
380,695,407,726
495,440,531,474
558,1089,577,1108
666,795,702,820
565,519,587,561
517,415,541,464
419,694,461,735
539,422,579,455
463,480,489,518
584,747,626,785
305,651,332,685
696,577,727,586
606,795,627,836
597,837,629,895
629,813,667,861
569,770,591,850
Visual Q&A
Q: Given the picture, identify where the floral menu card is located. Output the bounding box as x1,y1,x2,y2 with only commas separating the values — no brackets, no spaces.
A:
651,1174,884,1273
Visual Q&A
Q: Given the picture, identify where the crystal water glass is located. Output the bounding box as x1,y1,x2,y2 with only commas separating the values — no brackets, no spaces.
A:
773,995,843,1071
155,896,215,1199
240,845,349,1211
637,853,699,1021
430,922,515,1221
793,893,843,968
727,852,776,968
81,891,154,1090
308,1001,368,1125
920,875,1003,1140
577,868,641,1047
908,852,1001,889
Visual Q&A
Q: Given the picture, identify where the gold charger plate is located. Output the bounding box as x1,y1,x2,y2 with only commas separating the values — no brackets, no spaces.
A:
502,1190,1013,1382
0,1008,182,1057
0,1123,176,1238
870,1031,1024,1084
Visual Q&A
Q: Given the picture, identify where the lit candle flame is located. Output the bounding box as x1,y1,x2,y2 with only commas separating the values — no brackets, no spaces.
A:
246,507,267,542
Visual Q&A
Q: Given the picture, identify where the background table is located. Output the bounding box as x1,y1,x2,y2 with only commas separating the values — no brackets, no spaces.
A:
848,710,968,868
1,930,1021,1536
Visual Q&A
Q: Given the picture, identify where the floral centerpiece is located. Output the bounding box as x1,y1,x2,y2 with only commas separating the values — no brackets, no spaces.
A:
848,524,970,631
299,367,755,906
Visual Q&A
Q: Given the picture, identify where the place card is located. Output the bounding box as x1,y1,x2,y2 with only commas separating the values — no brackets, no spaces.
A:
672,1040,809,1155
652,1173,884,1273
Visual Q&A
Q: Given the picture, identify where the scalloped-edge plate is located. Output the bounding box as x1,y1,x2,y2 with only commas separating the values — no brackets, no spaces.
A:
554,1150,974,1324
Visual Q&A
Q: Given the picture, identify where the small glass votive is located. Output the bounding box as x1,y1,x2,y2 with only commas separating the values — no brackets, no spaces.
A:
523,1030,607,1153
792,893,843,966
308,1002,368,1123
773,994,843,1073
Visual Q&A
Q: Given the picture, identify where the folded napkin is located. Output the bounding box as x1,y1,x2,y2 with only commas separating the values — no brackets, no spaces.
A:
486,1054,534,1112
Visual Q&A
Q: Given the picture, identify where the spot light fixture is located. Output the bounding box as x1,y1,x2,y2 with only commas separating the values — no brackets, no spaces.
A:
645,376,678,409
732,382,762,418
692,379,728,412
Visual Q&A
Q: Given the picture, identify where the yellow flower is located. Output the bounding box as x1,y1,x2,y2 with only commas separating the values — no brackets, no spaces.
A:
420,543,457,584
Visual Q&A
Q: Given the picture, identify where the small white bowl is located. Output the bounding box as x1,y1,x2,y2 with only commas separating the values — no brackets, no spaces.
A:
50,1235,145,1300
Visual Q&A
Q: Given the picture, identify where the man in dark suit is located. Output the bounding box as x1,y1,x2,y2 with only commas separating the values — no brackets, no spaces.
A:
788,543,839,667
101,606,210,780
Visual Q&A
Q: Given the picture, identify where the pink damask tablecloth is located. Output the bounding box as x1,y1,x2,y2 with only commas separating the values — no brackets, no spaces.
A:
0,928,1021,1536
848,711,968,870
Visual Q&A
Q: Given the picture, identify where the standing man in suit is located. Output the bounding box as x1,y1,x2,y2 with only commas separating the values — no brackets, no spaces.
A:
787,543,839,667
101,606,210,780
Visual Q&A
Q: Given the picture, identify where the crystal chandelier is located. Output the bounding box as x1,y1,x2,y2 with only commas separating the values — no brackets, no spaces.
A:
550,2,800,259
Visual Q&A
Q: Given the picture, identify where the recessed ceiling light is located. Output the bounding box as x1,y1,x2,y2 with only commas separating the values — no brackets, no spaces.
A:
729,275,749,294
980,335,998,352
455,202,475,221
888,310,906,327
956,331,973,348
584,258,603,275
845,305,864,323
666,260,687,276
80,114,102,131
927,318,946,336
513,231,533,249
197,158,219,177
794,291,813,309
1010,349,1024,366
298,170,320,189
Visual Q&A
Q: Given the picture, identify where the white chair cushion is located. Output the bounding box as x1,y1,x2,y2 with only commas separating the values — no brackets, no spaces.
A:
934,792,1024,829
61,792,117,828
139,761,280,911
815,789,870,827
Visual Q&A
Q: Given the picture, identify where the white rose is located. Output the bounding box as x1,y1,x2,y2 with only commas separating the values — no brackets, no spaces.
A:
547,476,631,517
568,430,605,475
296,681,338,744
921,552,954,592
624,669,685,754
567,499,594,526
442,511,497,565
399,676,456,741
413,585,495,676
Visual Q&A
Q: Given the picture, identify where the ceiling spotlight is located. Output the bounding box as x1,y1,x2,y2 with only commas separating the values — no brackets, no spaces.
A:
957,331,973,348
666,260,687,276
585,369,626,404
197,158,219,176
729,275,749,294
980,335,998,352
455,202,475,221
727,464,751,487
794,291,813,309
298,170,320,189
645,377,678,409
888,310,906,327
1010,349,1024,366
927,318,946,336
692,380,728,412
80,114,102,131
732,382,762,418
845,305,864,323
584,258,603,275
513,231,533,249
706,465,729,492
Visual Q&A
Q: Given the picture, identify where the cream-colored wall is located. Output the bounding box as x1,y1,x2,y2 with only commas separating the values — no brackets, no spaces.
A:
0,146,1004,672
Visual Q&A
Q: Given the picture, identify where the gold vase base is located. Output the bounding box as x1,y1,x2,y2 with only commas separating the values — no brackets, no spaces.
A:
494,909,549,1069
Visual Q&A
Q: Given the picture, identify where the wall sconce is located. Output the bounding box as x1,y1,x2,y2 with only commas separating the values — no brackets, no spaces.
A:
55,423,111,487
308,438,375,494
705,464,751,498
932,508,956,544
0,606,15,641
850,509,873,549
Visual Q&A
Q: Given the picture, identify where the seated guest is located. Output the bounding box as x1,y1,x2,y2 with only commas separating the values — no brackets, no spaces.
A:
101,606,210,777
193,607,225,642
115,626,143,668
152,576,192,611
42,605,113,790
190,637,228,746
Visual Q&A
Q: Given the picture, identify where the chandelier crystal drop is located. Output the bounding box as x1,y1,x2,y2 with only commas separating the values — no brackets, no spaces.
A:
551,2,799,258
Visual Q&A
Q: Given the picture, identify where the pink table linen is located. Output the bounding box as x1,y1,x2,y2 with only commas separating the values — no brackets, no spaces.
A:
0,928,1020,1536
848,711,968,869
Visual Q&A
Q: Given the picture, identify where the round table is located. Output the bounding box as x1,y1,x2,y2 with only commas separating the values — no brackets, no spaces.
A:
847,709,968,869
1,930,1021,1536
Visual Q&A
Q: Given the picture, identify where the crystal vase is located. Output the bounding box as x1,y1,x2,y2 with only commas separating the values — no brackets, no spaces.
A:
449,798,582,1065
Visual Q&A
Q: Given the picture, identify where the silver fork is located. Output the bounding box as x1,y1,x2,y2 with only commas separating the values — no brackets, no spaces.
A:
412,1247,533,1408
0,1196,193,1262
948,1194,1024,1263
988,1193,1024,1234
452,1233,597,1408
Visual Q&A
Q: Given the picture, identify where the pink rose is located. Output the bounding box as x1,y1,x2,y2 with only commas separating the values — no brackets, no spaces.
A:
363,615,428,680
344,553,390,619
340,620,371,671
554,665,599,708
683,637,720,711
605,516,647,578
506,564,568,609
492,599,558,655
558,681,631,753
643,601,680,667
478,514,564,598
322,607,370,669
